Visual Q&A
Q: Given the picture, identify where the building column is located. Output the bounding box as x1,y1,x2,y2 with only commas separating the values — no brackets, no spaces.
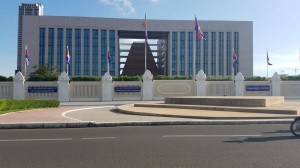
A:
235,72,244,96
142,70,153,100
13,72,25,100
271,72,281,96
195,70,206,96
58,72,70,102
102,72,112,101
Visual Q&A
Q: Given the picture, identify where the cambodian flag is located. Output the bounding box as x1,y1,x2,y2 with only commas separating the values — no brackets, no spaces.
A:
195,16,205,40
233,49,238,67
25,47,30,66
66,45,70,65
107,48,111,63
267,51,272,65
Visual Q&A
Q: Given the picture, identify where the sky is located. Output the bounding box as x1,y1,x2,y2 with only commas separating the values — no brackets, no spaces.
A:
0,0,300,77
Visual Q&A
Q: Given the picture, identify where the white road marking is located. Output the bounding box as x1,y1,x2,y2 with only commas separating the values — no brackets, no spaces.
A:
0,138,72,142
82,137,115,140
62,106,115,121
163,135,262,138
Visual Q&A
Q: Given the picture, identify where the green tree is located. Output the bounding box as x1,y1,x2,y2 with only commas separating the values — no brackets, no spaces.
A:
27,65,59,81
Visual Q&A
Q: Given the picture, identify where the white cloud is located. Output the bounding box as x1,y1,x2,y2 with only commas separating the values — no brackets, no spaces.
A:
149,0,159,2
100,0,135,14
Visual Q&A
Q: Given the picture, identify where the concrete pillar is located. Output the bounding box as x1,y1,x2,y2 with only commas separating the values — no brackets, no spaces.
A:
58,72,70,102
195,70,206,96
102,72,112,101
142,70,153,100
13,72,25,100
235,72,244,96
271,72,281,96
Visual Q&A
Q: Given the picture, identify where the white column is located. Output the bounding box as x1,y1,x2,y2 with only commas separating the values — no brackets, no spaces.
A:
142,70,153,100
195,70,206,96
102,72,112,101
271,72,281,96
235,72,244,96
13,72,25,100
58,72,70,102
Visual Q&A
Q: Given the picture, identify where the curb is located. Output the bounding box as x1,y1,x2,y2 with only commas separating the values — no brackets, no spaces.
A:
0,119,294,129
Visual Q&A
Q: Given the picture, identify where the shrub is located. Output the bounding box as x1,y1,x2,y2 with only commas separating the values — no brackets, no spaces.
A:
153,75,192,80
281,75,300,81
71,76,101,81
0,99,59,114
206,76,232,81
244,76,268,81
113,76,141,81
0,75,13,82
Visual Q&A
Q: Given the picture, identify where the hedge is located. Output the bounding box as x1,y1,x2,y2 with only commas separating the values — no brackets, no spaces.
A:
71,76,101,81
0,75,13,82
153,75,193,80
0,99,59,114
113,76,141,81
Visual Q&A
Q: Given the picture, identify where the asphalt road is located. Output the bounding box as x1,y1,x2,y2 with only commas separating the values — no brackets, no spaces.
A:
0,124,299,168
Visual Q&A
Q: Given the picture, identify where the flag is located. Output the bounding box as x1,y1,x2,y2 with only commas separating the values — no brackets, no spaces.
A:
233,49,238,67
25,47,30,66
144,14,148,44
107,47,111,63
66,45,70,65
267,51,272,65
195,16,205,40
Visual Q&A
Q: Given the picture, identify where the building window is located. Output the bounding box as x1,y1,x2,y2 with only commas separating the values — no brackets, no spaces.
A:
218,32,224,76
226,32,232,76
57,28,64,72
48,28,55,67
211,32,216,75
66,28,72,76
92,29,98,76
180,32,185,75
172,32,177,75
101,30,107,75
203,32,209,74
75,29,81,76
39,28,45,67
84,29,90,76
109,30,115,75
234,32,239,75
188,32,193,75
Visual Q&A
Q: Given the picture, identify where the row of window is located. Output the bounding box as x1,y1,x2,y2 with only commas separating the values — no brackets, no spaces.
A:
171,31,239,76
39,28,115,76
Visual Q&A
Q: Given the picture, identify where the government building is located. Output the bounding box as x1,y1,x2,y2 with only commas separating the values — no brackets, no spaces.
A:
17,3,253,78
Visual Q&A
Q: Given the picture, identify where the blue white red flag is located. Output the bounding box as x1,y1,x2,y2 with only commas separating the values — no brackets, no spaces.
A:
267,51,272,65
66,45,70,65
195,16,205,40
107,47,111,63
233,49,238,67
25,47,30,66
145,14,148,44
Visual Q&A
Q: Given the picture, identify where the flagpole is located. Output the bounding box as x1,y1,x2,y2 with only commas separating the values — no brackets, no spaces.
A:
193,37,196,79
145,13,147,72
107,47,110,74
232,48,234,81
24,45,27,77
266,49,269,79
66,45,68,75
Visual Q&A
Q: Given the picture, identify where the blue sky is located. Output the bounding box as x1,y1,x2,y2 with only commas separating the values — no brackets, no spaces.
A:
1,0,300,77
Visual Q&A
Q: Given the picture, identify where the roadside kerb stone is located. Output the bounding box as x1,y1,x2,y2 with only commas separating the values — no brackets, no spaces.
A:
0,119,294,129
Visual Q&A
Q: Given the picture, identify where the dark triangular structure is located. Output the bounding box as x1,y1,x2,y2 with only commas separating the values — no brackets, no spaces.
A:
122,42,161,76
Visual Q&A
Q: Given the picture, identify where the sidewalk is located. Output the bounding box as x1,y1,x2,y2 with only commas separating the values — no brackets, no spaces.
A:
0,101,296,129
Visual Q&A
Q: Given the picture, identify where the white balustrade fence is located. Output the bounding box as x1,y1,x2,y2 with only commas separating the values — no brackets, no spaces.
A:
3,71,300,102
